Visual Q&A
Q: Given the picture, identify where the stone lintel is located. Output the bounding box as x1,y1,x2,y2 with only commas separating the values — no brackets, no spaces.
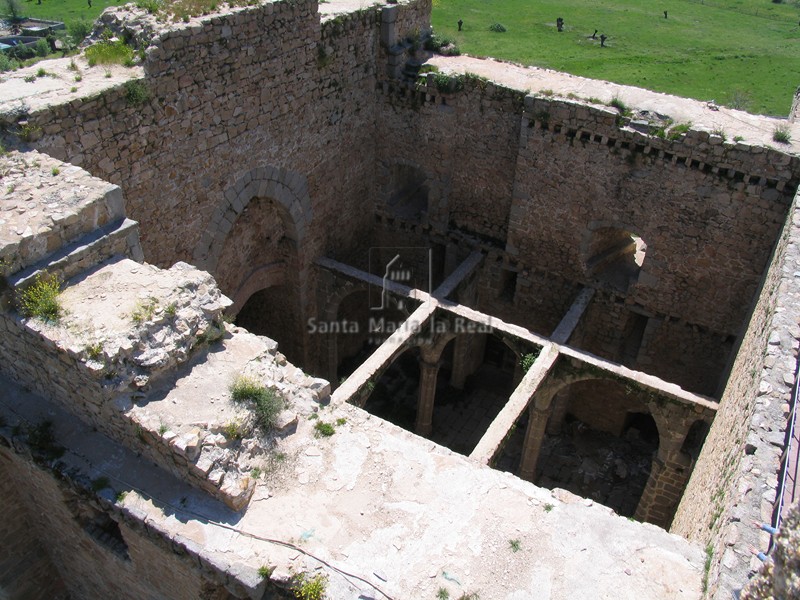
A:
559,346,719,414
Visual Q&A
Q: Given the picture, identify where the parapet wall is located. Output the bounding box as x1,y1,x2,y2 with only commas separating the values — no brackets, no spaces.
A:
672,186,800,597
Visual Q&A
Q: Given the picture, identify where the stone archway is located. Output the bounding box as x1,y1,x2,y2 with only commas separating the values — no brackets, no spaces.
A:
193,165,312,272
194,166,313,368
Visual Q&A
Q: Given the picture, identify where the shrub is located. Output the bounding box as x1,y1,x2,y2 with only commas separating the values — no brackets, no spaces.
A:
17,272,62,322
136,0,163,13
489,23,507,33
257,565,273,579
230,375,284,432
520,350,540,373
34,38,50,58
773,124,791,144
314,421,335,437
124,80,150,106
292,573,327,600
85,40,134,67
67,19,93,45
0,53,19,72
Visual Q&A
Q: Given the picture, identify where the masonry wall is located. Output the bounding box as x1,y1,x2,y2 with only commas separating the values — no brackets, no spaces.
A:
0,443,239,600
671,188,800,598
511,101,795,337
27,0,402,304
0,451,67,600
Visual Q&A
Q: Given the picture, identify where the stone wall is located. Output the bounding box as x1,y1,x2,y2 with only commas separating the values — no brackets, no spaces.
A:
671,188,800,598
0,442,235,600
0,452,67,599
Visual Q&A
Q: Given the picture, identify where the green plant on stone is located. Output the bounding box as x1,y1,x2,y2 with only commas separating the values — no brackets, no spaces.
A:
36,67,47,77
165,301,177,318
543,503,554,512
314,421,335,437
433,72,464,94
733,135,744,142
85,341,103,360
609,96,630,116
17,272,62,322
85,39,134,67
125,79,151,106
292,572,327,600
230,375,284,432
23,74,35,83
667,122,691,140
116,490,128,503
158,422,169,435
509,538,521,552
131,297,158,324
250,466,262,479
520,350,539,373
773,124,791,144
258,564,273,579
335,417,347,426
51,167,60,176
437,588,450,600
711,127,727,142
457,594,480,600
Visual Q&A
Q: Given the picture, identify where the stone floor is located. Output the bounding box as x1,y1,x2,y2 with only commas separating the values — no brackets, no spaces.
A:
363,352,514,456
495,416,657,517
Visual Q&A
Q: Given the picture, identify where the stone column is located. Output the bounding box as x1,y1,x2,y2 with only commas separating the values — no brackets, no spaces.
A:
415,360,440,437
634,425,693,528
546,392,570,435
450,334,483,390
518,404,553,482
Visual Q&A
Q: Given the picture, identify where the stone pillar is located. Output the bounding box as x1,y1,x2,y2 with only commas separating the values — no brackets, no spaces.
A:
415,360,440,437
518,404,553,482
546,392,570,435
634,426,693,528
450,334,485,390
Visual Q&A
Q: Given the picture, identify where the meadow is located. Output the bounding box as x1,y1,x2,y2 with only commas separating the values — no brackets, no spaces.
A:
9,0,800,115
432,0,800,115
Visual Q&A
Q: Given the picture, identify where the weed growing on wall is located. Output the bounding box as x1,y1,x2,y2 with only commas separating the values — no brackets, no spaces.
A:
124,80,151,106
292,573,327,600
17,272,63,322
773,124,791,144
230,375,284,432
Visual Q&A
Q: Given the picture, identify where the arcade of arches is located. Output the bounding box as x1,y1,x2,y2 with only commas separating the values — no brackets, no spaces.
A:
209,165,738,529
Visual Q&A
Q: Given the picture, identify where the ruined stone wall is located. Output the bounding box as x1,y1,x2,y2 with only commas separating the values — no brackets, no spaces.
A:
376,81,523,245
0,447,241,600
571,292,733,395
512,99,795,336
29,0,394,291
476,257,581,337
0,452,67,599
671,189,800,598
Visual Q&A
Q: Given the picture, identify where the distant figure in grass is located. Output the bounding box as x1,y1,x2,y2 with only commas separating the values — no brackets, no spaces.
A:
557,17,564,32
664,10,668,18
591,29,598,39
458,19,463,31
600,34,607,47
88,0,93,7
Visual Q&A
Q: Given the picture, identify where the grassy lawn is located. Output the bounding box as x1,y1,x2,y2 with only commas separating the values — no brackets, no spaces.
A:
432,0,800,115
8,0,125,24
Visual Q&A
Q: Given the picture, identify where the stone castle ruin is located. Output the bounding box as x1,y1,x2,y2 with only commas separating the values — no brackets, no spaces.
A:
0,0,798,598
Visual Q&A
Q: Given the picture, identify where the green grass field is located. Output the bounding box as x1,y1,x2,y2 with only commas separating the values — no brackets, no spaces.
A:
9,0,121,24
432,0,800,115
